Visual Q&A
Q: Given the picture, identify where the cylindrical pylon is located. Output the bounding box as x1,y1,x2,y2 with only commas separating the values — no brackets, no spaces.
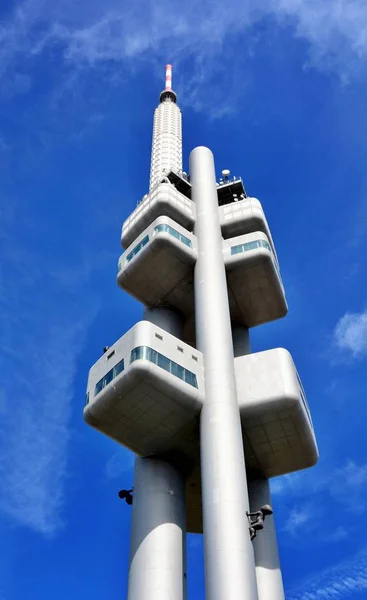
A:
144,306,184,338
248,479,285,600
127,457,187,600
191,146,258,600
232,324,251,357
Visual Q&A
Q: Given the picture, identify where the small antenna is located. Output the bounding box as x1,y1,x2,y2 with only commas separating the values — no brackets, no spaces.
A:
165,64,173,91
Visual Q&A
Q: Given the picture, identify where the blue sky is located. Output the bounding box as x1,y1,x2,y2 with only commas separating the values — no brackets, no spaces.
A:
1,0,367,598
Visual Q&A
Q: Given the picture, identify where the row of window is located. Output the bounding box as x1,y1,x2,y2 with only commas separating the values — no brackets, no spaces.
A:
131,346,198,388
153,224,192,247
230,238,283,287
125,235,149,264
120,225,192,269
94,359,125,396
89,346,198,401
231,238,271,255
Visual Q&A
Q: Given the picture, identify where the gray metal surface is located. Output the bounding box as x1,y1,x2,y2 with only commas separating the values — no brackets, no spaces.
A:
128,456,187,600
191,146,258,600
248,479,285,600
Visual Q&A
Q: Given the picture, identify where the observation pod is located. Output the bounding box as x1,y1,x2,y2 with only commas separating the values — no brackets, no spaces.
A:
121,181,195,249
236,348,318,479
117,216,197,318
219,196,278,257
185,348,318,533
224,231,288,328
84,321,204,459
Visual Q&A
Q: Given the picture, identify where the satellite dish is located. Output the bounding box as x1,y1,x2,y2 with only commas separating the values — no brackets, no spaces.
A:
222,169,230,178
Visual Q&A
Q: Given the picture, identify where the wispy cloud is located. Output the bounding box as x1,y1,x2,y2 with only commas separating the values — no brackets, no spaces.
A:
0,0,367,112
322,526,348,543
105,448,134,479
333,308,367,358
0,314,94,534
273,460,367,508
288,548,367,600
283,505,312,535
0,200,99,535
272,460,367,542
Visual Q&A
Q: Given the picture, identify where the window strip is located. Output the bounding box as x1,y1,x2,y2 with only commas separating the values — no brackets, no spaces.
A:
154,224,192,248
126,235,150,263
94,359,125,397
130,346,198,389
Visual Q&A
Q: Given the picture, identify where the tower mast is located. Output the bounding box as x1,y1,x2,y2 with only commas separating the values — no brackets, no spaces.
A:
149,64,183,190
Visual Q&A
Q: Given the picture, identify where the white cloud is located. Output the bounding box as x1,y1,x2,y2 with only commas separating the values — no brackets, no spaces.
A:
336,461,367,488
329,461,367,514
0,0,367,112
283,505,312,535
272,460,367,540
322,526,348,543
288,549,367,600
273,461,367,500
334,309,367,357
105,448,134,479
271,471,304,496
0,202,99,535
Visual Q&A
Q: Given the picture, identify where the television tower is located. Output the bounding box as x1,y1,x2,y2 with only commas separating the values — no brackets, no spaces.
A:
84,65,318,600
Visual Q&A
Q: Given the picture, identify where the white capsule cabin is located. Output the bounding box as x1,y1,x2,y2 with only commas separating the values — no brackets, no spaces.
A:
84,324,317,532
84,321,204,460
117,216,197,318
118,229,286,330
235,348,318,479
223,231,287,327
121,179,195,249
186,347,318,532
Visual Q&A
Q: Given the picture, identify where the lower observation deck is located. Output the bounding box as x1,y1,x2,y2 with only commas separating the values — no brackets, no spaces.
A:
236,348,318,479
84,321,204,461
121,182,196,249
84,324,317,532
186,348,318,532
223,231,287,327
117,216,197,318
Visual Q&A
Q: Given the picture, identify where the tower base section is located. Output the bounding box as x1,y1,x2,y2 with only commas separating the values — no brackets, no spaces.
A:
128,457,187,600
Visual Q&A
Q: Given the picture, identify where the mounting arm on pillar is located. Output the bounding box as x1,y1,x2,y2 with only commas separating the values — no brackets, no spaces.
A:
118,488,134,505
247,504,273,541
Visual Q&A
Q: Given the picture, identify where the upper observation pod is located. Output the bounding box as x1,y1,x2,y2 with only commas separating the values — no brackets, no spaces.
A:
160,64,177,103
121,182,195,249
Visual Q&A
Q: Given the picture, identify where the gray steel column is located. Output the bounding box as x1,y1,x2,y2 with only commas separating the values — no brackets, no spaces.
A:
232,324,251,357
248,479,285,600
191,146,258,600
144,306,184,339
127,456,187,600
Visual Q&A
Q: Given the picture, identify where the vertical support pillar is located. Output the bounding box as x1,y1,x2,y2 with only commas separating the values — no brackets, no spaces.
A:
144,306,184,339
191,146,258,600
127,457,187,600
248,479,285,600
